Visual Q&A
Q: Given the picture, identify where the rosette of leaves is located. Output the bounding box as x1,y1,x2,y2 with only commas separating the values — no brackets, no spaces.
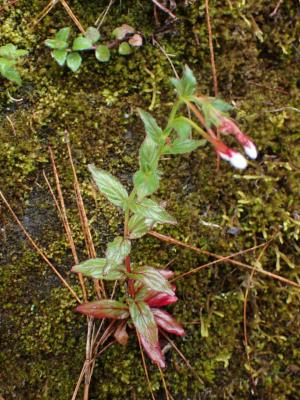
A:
45,24,143,72
0,44,28,85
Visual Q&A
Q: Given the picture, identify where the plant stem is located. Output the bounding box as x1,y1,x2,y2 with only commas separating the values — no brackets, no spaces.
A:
124,209,135,296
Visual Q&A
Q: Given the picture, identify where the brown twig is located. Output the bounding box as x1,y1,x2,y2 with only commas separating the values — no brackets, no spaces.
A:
149,230,300,289
48,147,88,301
66,139,105,299
151,0,177,20
270,0,284,17
0,190,81,303
161,330,204,385
158,366,170,400
60,0,85,33
136,332,156,400
204,0,218,96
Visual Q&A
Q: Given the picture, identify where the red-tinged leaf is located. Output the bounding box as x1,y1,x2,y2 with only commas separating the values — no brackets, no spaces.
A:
114,321,129,345
128,266,175,296
76,300,129,320
157,269,174,279
146,292,178,308
152,308,185,336
128,299,158,346
140,334,166,369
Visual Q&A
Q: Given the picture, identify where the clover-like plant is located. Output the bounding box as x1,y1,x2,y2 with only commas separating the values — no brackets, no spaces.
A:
45,25,142,72
0,44,28,85
72,67,257,368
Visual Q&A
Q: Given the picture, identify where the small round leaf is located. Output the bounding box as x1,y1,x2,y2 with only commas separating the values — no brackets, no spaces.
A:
85,27,101,44
118,42,132,55
95,45,110,62
66,52,82,72
72,36,93,51
52,49,68,66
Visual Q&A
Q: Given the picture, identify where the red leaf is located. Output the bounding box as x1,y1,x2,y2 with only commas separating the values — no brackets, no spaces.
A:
146,292,178,308
140,334,166,369
114,321,129,345
76,300,129,320
152,308,185,336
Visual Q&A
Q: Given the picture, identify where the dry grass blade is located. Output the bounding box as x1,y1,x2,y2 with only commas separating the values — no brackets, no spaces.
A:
71,362,87,400
149,231,300,289
205,0,218,96
95,0,114,29
60,0,85,33
66,139,106,298
48,147,88,301
151,0,177,19
160,330,204,385
136,332,156,400
0,190,81,303
33,0,59,26
158,366,171,400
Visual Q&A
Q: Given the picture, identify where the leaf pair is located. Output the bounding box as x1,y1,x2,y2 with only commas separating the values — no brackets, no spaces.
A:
0,44,28,85
88,164,176,232
45,26,110,72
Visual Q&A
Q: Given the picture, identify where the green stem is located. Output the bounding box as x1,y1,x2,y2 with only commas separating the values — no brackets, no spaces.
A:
167,99,181,125
124,208,135,297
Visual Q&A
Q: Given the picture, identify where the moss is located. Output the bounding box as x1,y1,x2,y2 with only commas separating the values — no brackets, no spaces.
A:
1,0,300,398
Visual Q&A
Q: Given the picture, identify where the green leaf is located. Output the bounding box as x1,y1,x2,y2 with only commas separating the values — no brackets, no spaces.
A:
45,39,68,50
51,49,68,66
128,266,175,295
130,199,176,225
0,57,16,68
95,44,110,62
169,116,192,139
105,236,131,273
133,170,160,200
163,138,203,154
55,27,70,42
72,36,93,51
88,164,129,209
138,136,160,172
0,43,16,58
128,214,150,239
118,42,132,55
72,258,125,280
170,65,196,98
0,66,21,85
14,49,28,58
0,44,27,60
77,300,129,319
211,98,233,112
66,52,82,72
85,26,101,43
138,109,163,144
128,299,158,346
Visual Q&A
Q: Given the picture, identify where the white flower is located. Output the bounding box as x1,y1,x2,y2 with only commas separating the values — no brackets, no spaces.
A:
243,141,258,160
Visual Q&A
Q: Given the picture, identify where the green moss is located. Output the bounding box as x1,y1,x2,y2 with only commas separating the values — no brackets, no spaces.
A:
1,0,300,398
